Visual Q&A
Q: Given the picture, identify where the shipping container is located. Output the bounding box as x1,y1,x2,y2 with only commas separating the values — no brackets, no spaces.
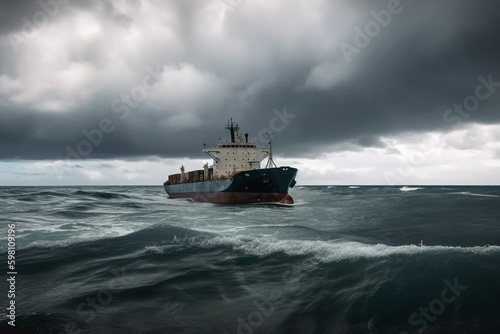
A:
169,173,181,184
193,169,204,182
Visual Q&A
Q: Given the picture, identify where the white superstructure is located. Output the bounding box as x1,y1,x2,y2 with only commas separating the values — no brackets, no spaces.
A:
203,119,270,178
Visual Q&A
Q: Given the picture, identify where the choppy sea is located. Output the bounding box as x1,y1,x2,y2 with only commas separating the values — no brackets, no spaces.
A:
1,185,500,334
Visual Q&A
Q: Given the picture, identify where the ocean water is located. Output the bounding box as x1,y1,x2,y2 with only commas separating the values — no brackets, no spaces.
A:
1,185,500,334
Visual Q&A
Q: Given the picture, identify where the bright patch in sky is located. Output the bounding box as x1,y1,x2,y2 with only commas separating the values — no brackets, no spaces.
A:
1,123,498,186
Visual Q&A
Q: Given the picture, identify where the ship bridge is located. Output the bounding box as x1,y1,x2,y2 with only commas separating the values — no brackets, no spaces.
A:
203,119,269,178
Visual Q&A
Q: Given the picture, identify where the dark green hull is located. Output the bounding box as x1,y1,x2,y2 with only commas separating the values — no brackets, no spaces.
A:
164,167,298,204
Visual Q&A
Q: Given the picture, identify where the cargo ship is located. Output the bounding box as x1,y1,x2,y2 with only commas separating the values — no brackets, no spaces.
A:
163,119,298,204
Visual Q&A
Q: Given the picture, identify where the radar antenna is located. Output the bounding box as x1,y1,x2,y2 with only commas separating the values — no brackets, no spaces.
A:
225,118,239,143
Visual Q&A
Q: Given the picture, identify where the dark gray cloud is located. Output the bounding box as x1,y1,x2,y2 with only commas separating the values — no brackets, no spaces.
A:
1,0,500,161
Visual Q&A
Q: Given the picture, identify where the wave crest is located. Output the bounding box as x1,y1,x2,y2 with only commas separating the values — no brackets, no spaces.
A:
145,233,500,263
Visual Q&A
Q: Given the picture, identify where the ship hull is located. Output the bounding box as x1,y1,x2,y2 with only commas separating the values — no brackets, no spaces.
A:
164,167,297,204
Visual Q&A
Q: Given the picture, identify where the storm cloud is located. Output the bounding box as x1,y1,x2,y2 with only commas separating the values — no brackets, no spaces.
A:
0,0,499,184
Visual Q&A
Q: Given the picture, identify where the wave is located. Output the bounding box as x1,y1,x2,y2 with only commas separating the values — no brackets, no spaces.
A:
142,229,500,262
349,186,360,189
16,224,207,251
74,189,131,200
207,238,500,261
31,190,69,197
11,214,500,277
399,186,422,192
58,222,92,230
1,190,74,204
451,191,499,198
6,190,68,197
2,189,132,203
16,222,500,262
53,209,97,218
119,202,144,209
16,196,37,202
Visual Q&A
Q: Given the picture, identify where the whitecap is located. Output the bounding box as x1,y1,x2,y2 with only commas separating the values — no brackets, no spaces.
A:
451,191,499,198
400,186,421,192
183,236,500,263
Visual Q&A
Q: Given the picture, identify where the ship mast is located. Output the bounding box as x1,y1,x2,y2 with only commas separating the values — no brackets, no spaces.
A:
265,132,277,168
225,118,239,143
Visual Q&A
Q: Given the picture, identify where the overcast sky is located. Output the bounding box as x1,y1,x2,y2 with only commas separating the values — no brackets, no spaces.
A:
1,0,499,185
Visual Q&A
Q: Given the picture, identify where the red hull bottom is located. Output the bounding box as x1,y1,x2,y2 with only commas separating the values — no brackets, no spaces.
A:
168,192,294,204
